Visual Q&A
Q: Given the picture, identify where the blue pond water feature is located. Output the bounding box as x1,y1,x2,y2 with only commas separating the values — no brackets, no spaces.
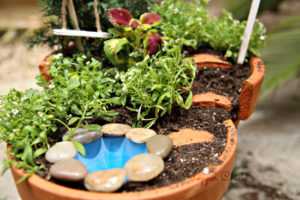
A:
74,136,148,173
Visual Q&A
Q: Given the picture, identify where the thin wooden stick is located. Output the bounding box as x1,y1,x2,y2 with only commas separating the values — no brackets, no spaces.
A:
67,0,84,52
62,0,68,51
62,0,67,29
237,0,261,65
67,0,80,30
94,0,102,32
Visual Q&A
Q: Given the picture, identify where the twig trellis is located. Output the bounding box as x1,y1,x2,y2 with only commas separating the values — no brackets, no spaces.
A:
53,0,109,51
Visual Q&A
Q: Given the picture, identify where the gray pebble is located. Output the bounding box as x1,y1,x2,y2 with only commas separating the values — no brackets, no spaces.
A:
126,128,157,143
146,135,173,158
84,169,126,192
45,141,77,163
50,158,88,182
102,123,131,136
63,128,102,144
124,153,164,182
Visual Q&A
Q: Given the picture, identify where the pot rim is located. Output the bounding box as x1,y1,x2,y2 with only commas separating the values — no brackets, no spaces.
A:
8,119,237,200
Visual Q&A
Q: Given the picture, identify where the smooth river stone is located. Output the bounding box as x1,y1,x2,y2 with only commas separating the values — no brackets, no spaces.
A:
50,158,88,182
84,169,126,192
125,128,157,143
45,141,77,163
62,128,103,144
102,123,131,136
146,135,173,159
124,153,164,182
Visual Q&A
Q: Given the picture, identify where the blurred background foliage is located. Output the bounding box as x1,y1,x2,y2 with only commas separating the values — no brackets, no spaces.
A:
226,0,300,97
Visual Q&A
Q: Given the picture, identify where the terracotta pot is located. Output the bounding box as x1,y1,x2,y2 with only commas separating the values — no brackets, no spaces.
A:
193,54,265,123
9,52,245,199
9,117,237,200
39,52,58,83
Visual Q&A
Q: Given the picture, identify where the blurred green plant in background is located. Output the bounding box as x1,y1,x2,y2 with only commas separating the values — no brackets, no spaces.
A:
227,0,300,96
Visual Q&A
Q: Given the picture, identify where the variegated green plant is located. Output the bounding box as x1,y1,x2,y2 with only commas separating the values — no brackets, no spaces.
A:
104,8,163,70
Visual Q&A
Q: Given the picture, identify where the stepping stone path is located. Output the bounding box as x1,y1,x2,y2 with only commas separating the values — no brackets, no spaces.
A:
102,123,132,136
84,169,126,192
45,141,77,163
124,153,164,182
192,92,233,111
146,135,173,159
126,128,157,143
62,128,103,144
193,54,232,69
50,158,88,182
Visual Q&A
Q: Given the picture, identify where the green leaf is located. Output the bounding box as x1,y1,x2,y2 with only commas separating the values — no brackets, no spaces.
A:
71,104,83,115
37,82,49,87
104,38,129,68
104,110,119,116
16,174,31,184
68,83,80,90
50,125,57,132
33,148,47,159
84,124,102,131
68,117,80,125
22,144,34,165
72,140,85,157
86,84,94,95
102,116,113,122
0,122,13,132
184,91,193,109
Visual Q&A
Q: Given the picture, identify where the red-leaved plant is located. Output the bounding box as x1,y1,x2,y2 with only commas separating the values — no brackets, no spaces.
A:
104,8,163,69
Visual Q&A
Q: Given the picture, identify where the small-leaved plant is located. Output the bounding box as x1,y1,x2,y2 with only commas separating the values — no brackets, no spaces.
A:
153,0,266,61
120,39,196,127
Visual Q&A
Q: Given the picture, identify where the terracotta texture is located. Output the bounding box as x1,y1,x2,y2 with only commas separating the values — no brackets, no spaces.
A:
9,119,237,200
193,54,232,69
237,57,265,120
192,54,265,121
39,52,57,83
192,92,233,111
168,129,214,146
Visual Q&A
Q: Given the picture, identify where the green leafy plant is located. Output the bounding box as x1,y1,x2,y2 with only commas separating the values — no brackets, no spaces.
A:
0,54,121,176
152,0,210,49
202,11,266,61
104,8,163,69
153,0,266,62
120,39,196,127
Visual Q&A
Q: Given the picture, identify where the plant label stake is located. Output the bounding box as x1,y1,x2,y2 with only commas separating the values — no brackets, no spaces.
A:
237,0,261,65
53,0,109,51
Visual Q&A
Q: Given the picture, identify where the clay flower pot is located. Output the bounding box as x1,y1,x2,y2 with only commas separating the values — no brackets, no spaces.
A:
9,118,237,200
10,51,264,200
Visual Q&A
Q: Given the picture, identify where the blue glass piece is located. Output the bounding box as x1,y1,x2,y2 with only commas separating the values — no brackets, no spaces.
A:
74,136,148,173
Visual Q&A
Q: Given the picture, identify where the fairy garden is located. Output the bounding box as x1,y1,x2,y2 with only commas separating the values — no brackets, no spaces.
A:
0,0,266,195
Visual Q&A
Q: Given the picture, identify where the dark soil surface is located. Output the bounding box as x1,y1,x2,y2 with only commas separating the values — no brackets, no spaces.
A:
36,51,250,192
192,63,250,120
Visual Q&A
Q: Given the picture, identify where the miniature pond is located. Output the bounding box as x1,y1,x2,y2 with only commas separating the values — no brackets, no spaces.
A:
74,136,147,173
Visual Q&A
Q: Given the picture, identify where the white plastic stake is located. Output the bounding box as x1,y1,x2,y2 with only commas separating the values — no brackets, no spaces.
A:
237,0,261,65
53,29,110,38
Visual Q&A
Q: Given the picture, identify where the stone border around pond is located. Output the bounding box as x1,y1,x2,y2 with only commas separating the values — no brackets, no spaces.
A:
45,124,173,192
